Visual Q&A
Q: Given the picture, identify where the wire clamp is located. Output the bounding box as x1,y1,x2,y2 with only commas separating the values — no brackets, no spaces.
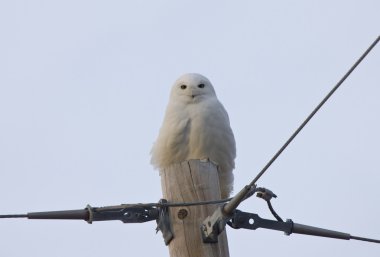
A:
156,199,174,245
201,205,230,243
256,187,277,201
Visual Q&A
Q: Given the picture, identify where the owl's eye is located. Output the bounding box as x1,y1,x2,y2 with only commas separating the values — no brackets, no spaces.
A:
180,85,187,89
198,84,205,88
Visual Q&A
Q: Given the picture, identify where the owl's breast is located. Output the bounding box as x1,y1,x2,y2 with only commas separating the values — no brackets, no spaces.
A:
186,100,234,161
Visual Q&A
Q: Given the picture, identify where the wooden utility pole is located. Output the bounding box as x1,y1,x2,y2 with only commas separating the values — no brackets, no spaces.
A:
160,159,229,257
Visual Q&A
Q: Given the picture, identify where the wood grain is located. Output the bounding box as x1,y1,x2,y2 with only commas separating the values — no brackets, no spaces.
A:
160,159,229,257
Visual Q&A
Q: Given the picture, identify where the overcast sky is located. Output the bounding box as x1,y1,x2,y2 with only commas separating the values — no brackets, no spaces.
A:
0,1,379,256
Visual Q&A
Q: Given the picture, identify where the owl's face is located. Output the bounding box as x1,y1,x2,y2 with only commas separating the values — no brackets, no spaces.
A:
170,73,216,104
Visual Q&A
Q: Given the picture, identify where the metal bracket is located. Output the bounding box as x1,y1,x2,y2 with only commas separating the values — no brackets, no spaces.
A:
201,206,231,243
228,209,292,234
200,185,257,243
86,204,159,224
228,209,378,243
256,188,277,201
155,199,174,245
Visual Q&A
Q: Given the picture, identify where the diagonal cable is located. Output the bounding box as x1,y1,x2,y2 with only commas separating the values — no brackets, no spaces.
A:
249,35,380,188
224,35,380,215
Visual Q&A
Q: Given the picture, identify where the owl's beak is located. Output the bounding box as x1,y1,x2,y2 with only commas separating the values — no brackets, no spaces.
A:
189,88,198,99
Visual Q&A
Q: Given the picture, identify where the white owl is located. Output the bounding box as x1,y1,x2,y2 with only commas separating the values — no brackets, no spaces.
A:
151,73,236,199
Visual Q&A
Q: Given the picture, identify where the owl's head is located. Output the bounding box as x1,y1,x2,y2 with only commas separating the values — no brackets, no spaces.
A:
170,73,217,103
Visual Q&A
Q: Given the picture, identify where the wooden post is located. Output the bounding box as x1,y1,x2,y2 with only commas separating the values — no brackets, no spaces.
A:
160,159,229,257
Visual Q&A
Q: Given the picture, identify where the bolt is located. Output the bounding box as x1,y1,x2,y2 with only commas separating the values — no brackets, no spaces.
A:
177,209,188,220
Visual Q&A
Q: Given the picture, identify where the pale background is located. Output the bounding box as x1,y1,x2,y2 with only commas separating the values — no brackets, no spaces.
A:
0,1,379,256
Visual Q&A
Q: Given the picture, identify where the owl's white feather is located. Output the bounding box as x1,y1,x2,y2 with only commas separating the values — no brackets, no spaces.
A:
151,73,236,198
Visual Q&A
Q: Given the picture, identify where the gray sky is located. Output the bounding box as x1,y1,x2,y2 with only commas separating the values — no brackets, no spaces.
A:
1,1,379,256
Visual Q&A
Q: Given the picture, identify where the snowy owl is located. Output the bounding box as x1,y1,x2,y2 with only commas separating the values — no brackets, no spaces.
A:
151,73,236,198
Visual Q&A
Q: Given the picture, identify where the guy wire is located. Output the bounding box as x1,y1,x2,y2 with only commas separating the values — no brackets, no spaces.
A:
249,35,380,188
